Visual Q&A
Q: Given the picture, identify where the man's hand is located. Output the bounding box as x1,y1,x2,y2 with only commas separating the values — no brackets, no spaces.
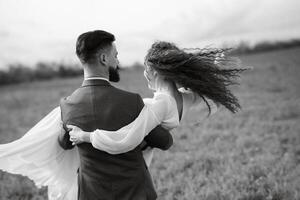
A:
144,125,173,151
140,140,149,151
67,125,91,145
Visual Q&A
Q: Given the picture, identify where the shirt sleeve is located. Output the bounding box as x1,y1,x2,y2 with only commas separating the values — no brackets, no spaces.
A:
90,93,170,154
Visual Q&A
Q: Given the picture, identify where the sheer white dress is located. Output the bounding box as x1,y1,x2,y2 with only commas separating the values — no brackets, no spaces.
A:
0,81,217,200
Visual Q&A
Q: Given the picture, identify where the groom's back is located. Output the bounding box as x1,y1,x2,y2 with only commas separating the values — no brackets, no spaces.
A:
60,79,156,200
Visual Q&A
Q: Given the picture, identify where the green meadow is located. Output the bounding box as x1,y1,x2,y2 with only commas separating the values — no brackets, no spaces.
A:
0,48,299,200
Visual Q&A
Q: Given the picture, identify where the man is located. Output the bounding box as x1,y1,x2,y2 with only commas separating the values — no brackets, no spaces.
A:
58,30,173,200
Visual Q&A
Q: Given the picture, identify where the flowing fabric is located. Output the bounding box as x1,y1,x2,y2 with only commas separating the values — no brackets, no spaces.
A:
0,107,80,200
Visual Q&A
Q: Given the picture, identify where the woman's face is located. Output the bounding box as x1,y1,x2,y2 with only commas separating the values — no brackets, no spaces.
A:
143,65,157,90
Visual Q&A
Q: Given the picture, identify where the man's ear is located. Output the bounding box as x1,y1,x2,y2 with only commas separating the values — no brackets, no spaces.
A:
99,53,107,65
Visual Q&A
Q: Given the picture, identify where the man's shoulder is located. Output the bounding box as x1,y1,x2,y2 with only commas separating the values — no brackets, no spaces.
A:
109,86,144,111
111,86,141,99
60,87,84,104
60,85,143,107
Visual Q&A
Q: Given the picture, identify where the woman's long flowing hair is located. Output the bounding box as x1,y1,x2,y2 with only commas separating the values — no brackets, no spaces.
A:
144,41,248,114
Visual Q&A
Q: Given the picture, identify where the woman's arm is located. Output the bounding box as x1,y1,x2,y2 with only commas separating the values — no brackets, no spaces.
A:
69,122,173,151
68,93,173,154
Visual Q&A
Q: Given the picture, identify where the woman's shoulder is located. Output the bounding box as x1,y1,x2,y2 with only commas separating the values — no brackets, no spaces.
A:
178,87,194,97
153,91,175,105
178,88,218,116
178,87,199,106
152,91,180,128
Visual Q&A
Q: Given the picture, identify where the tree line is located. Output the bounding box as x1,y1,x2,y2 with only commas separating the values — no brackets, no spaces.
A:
0,39,299,86
231,38,300,55
0,62,82,86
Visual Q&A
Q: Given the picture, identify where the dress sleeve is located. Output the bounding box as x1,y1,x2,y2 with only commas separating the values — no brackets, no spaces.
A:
179,88,218,119
90,93,171,154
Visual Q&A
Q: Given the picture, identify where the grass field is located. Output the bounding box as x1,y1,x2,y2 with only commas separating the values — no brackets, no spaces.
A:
0,48,299,200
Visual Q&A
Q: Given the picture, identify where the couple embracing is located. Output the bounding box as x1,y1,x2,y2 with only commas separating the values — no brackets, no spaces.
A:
0,30,246,200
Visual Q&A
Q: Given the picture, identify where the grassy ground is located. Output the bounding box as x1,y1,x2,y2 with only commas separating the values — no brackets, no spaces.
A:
0,48,299,200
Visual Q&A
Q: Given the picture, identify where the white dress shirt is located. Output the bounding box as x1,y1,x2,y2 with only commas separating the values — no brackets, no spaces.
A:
84,76,109,82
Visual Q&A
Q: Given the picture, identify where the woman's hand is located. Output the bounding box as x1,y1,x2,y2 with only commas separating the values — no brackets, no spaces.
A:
67,125,91,145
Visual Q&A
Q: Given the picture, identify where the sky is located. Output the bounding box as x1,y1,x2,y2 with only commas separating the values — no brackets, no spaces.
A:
0,0,300,68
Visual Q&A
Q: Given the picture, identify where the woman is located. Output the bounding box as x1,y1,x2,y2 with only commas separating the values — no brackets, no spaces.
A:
67,41,246,166
0,41,246,199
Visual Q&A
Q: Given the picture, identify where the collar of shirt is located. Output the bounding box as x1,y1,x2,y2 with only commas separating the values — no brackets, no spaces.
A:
84,77,109,82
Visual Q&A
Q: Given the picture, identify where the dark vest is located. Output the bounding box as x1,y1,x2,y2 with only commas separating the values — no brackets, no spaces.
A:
60,79,157,200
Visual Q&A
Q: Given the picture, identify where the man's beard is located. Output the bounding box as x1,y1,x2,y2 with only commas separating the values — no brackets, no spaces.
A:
109,66,120,82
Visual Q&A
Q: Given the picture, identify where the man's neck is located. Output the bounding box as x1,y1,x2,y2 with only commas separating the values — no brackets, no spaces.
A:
84,74,109,80
83,65,109,80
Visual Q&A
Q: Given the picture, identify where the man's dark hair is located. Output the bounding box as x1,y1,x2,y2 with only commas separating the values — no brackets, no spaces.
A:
76,30,115,63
